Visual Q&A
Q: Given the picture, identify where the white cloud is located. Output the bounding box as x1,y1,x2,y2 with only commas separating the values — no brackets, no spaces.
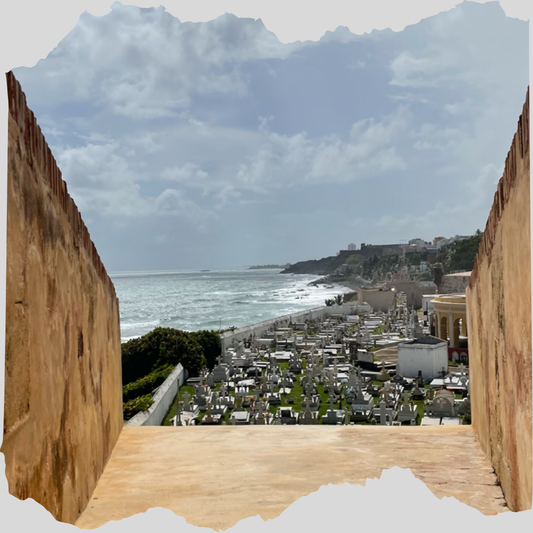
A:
389,48,457,87
126,131,164,154
156,106,410,202
376,163,502,232
76,132,113,143
410,123,467,151
21,4,299,119
10,1,526,269
55,141,215,227
161,163,210,184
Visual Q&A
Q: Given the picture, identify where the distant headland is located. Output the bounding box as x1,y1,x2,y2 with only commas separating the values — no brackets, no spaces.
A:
247,264,291,270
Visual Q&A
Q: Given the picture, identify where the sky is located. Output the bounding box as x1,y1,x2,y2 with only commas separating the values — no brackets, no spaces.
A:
6,0,531,271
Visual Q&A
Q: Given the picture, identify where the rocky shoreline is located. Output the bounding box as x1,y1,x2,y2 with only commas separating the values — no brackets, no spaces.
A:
305,276,359,302
307,276,365,292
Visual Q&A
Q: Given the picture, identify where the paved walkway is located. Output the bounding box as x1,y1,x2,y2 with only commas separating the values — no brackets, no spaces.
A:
76,425,506,530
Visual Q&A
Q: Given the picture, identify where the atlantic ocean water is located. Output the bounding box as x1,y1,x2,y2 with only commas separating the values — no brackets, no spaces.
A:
110,269,353,342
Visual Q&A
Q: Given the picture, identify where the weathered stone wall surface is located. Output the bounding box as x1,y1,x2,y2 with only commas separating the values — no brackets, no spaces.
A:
466,87,531,512
439,274,471,295
358,288,395,312
1,72,123,523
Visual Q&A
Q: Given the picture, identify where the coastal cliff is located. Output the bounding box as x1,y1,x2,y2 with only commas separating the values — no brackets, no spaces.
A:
280,250,355,275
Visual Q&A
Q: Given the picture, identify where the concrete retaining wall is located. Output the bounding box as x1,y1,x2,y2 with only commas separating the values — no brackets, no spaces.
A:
125,364,187,426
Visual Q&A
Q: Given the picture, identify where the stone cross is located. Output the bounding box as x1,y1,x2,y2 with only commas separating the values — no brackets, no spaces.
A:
305,381,314,398
220,383,227,397
379,401,390,425
328,394,337,411
196,383,204,397
174,393,182,426
205,401,213,423
344,407,351,425
304,396,311,412
356,382,365,400
182,391,191,409
402,391,410,405
216,354,223,366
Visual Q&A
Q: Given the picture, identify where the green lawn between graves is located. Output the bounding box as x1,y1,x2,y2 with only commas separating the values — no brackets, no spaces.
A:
162,362,469,427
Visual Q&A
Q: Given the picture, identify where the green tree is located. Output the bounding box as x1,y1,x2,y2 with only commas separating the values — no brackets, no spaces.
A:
123,394,155,421
122,364,175,402
189,330,221,370
121,327,206,386
448,233,483,271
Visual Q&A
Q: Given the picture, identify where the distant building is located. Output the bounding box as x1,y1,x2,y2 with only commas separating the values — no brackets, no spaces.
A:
347,243,357,251
431,294,469,363
404,245,420,254
397,336,449,380
408,238,429,249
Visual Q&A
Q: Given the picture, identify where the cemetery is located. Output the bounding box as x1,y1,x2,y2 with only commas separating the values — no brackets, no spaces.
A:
164,291,470,427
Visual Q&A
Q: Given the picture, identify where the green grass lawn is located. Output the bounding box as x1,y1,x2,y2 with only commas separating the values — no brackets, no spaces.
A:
161,385,196,426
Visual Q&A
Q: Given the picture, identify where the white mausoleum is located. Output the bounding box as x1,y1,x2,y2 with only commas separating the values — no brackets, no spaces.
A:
397,335,449,380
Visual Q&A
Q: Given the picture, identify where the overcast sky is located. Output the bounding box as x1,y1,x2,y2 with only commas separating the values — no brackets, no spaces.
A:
10,1,529,270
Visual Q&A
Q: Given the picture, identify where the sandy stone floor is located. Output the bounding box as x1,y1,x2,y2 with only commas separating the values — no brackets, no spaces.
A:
76,425,506,530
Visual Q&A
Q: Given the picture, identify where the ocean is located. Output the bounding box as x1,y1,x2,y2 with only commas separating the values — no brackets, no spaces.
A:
110,269,353,342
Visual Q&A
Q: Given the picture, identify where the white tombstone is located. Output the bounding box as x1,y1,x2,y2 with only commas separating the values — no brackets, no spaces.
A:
397,391,417,424
344,407,351,425
377,401,394,426
182,391,191,410
203,401,214,424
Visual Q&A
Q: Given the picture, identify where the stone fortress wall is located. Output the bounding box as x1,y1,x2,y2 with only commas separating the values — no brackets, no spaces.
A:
439,273,471,295
466,87,532,512
1,72,123,523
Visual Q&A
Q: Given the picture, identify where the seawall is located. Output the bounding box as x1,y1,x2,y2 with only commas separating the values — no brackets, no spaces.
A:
2,72,123,523
466,87,531,512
